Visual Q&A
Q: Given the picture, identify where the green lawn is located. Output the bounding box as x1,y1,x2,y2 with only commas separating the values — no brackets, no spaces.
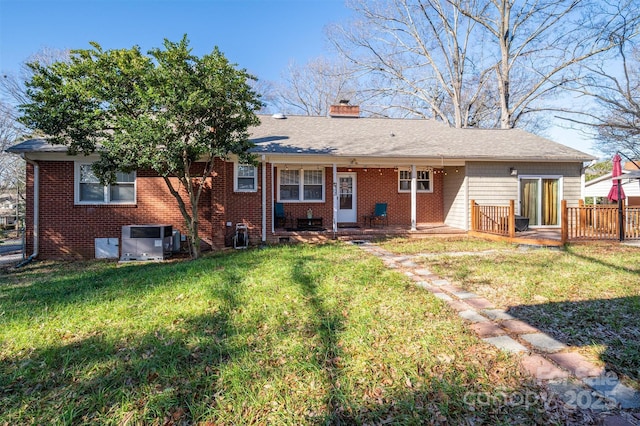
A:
1,243,564,425
381,237,640,389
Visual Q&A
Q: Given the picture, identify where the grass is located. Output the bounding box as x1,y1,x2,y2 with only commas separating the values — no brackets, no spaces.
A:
0,242,564,425
381,237,640,389
377,235,515,254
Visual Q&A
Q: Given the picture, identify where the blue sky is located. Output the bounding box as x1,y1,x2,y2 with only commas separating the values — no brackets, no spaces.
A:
0,0,598,156
0,0,350,82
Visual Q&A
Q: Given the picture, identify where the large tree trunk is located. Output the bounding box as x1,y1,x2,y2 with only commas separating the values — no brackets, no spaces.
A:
188,189,201,260
497,0,512,129
162,175,202,259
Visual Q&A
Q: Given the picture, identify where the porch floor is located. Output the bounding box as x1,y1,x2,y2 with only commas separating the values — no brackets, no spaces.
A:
271,223,565,247
272,223,466,244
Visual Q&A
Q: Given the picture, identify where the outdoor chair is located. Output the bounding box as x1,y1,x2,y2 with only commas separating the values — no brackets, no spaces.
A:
366,203,388,228
274,202,291,228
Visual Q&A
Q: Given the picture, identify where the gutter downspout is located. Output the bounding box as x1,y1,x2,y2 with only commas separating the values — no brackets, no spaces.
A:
261,155,266,245
332,164,338,237
410,165,417,231
16,156,38,267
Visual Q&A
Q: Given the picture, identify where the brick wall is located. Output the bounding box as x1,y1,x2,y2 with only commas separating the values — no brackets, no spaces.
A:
346,167,444,224
219,160,263,246
26,161,213,259
266,166,444,228
24,160,445,259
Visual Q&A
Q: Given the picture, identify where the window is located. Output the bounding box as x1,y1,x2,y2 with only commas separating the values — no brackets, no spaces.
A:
304,170,323,200
398,169,432,192
76,163,136,204
519,176,561,226
278,168,325,202
235,163,257,192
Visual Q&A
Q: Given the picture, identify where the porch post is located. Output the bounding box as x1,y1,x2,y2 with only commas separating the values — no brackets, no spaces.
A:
271,163,275,234
332,164,338,234
411,165,417,231
561,200,568,243
470,200,476,231
261,155,266,243
508,199,515,238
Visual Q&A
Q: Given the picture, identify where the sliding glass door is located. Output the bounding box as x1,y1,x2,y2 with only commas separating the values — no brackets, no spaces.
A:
520,177,561,226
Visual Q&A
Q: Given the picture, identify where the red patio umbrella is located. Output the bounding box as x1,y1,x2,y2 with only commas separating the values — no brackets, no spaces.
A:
607,153,626,202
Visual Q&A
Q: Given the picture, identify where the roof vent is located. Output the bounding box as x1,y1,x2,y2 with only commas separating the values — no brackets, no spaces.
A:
272,113,287,119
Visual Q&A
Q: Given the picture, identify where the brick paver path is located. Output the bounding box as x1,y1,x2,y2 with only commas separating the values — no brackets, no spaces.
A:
354,241,640,425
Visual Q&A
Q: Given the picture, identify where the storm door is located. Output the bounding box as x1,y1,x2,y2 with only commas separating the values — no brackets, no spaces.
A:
337,173,357,223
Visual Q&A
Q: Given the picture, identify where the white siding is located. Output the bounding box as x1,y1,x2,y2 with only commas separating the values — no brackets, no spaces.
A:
584,172,640,199
443,166,467,229
465,161,584,226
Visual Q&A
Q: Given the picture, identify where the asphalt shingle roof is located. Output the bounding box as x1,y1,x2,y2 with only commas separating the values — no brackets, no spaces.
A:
6,138,68,153
250,114,594,161
7,114,594,162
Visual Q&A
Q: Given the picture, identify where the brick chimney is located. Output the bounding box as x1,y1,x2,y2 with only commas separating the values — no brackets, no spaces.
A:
329,100,359,118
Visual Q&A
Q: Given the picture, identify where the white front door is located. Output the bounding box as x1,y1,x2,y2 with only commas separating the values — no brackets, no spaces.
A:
337,173,357,223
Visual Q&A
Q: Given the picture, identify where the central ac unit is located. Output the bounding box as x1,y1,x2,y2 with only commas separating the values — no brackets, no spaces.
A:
121,225,173,261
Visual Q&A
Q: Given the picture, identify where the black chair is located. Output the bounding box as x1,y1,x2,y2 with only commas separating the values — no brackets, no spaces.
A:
274,202,291,228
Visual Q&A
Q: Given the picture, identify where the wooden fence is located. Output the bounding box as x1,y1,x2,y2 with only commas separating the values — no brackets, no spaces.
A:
471,199,640,243
566,200,640,241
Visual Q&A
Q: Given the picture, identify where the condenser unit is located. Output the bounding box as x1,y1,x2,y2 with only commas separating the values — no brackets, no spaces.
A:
121,225,173,261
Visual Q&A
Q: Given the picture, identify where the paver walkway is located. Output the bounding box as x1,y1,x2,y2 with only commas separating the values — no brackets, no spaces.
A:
353,240,640,425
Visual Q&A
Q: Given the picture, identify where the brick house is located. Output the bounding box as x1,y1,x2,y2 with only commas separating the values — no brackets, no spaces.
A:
8,105,594,259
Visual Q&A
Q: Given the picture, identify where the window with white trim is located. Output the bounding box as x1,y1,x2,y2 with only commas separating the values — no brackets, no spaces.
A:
398,169,432,192
278,168,325,202
75,163,136,204
235,163,257,192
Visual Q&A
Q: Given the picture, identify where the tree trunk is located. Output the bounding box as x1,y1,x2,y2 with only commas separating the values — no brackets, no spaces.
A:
498,0,512,129
189,192,201,260
162,175,201,259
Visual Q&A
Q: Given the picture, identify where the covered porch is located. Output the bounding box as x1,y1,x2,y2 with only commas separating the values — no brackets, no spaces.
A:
262,159,458,240
268,222,467,245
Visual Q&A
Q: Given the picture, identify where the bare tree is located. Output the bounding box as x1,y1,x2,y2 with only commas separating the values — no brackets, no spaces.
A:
0,101,26,233
328,0,639,129
271,57,363,116
455,0,639,129
560,44,640,158
0,48,71,228
0,101,24,191
1,47,70,109
329,0,492,126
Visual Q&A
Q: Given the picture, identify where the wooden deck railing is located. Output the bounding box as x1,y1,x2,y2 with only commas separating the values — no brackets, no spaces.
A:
471,199,640,243
470,200,516,238
627,207,640,239
566,202,618,240
566,200,640,241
